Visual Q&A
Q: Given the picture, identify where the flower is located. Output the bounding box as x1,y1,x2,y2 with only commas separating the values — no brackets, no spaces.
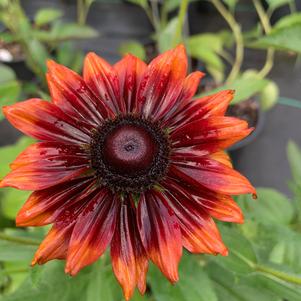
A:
0,45,255,300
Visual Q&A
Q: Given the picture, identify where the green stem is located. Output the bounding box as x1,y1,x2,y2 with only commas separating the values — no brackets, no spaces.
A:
0,233,40,246
257,264,301,285
172,0,189,47
253,0,274,78
0,267,29,275
278,97,301,109
231,249,301,286
211,0,244,84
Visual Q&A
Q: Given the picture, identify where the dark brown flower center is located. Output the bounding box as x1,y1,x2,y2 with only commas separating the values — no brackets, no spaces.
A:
90,115,170,193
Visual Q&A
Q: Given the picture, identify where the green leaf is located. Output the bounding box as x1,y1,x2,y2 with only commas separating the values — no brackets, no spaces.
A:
35,22,98,43
197,76,268,104
207,263,280,301
0,80,21,120
223,0,238,10
0,240,36,262
0,64,17,83
212,226,257,274
188,34,226,82
0,136,34,179
287,141,301,185
150,253,218,301
274,12,301,30
57,42,84,73
1,188,31,220
251,24,301,54
118,41,146,61
34,8,63,27
269,238,301,272
2,259,123,301
157,18,178,53
126,0,148,9
163,0,182,12
242,188,294,225
27,39,50,73
266,0,293,10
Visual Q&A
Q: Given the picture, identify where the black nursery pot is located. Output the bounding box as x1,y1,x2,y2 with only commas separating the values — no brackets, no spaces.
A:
227,98,265,152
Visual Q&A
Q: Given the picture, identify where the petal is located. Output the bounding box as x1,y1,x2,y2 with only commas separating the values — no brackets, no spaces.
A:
114,54,147,114
111,196,148,300
2,99,91,144
137,190,182,283
171,116,253,149
162,179,228,255
136,44,187,119
169,157,256,195
47,60,114,123
165,178,244,224
0,142,90,190
162,71,204,126
65,190,119,276
209,151,232,168
16,176,96,227
32,224,73,265
83,52,123,113
168,90,234,128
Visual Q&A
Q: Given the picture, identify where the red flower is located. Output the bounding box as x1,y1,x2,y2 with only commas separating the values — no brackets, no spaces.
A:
1,45,255,300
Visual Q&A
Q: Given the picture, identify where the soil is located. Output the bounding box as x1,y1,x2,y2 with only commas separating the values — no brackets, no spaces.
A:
226,98,259,128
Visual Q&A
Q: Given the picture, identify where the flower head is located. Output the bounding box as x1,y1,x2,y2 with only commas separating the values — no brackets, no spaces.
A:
1,45,255,300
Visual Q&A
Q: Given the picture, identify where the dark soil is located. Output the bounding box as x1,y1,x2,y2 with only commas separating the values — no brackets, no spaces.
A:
226,98,259,128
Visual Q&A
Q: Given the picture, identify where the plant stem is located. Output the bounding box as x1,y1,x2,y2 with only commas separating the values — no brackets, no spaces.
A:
172,0,189,47
0,233,40,246
257,264,301,285
253,0,274,78
0,267,29,275
211,0,244,84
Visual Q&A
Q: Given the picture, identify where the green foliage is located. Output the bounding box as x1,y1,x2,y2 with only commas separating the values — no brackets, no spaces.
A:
251,24,301,54
0,65,21,120
188,33,226,83
118,41,146,61
266,0,294,10
259,80,279,110
198,75,268,104
157,18,178,53
34,8,63,27
0,137,33,220
150,254,218,301
127,0,148,9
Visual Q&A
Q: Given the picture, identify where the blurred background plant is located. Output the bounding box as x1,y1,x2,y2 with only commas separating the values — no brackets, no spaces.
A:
1,0,301,300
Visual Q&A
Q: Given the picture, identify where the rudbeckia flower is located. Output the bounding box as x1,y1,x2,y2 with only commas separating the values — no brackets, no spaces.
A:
0,45,255,300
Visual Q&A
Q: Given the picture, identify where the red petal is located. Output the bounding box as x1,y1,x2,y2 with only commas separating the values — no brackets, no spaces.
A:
137,190,182,283
165,177,243,224
114,54,147,114
162,71,204,126
16,176,96,227
162,179,228,255
47,60,114,123
65,190,119,276
171,116,253,149
2,99,90,144
83,52,123,113
0,142,90,190
111,196,148,300
168,90,234,128
169,157,256,195
136,45,187,120
32,224,73,265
